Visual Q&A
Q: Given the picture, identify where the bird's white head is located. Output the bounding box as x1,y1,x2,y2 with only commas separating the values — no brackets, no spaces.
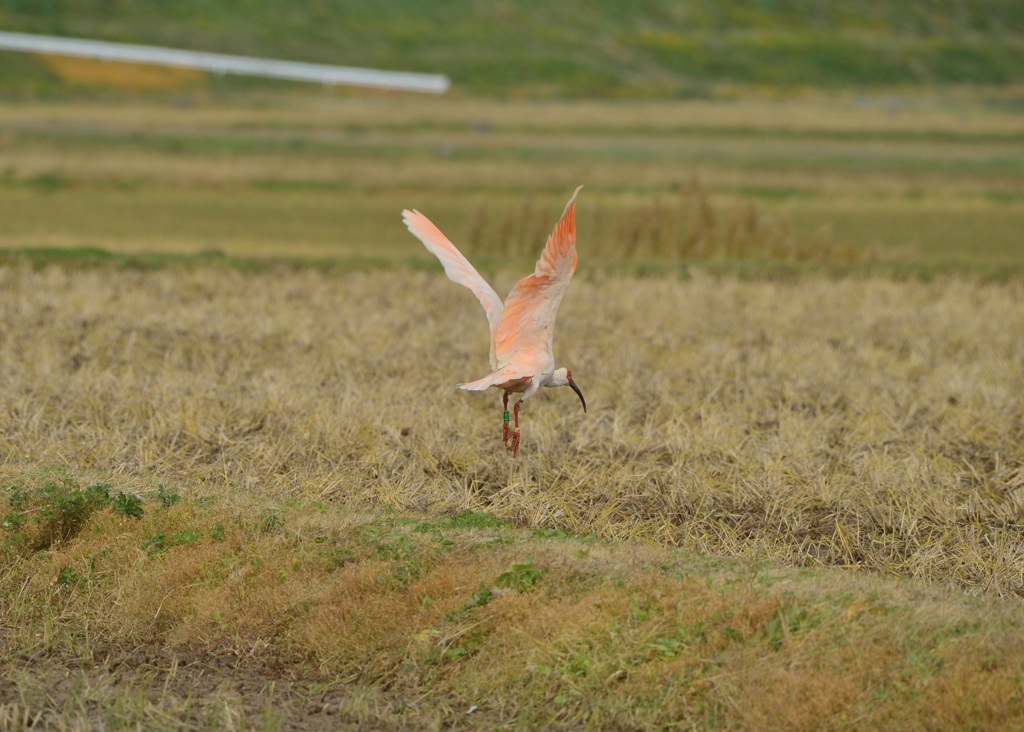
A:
553,368,586,413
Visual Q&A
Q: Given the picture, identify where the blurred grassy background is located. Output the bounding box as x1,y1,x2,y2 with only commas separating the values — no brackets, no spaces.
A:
0,1,1022,271
1,0,1023,97
0,95,1021,271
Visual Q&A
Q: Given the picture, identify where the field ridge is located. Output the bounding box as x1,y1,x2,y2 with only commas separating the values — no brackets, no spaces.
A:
3,469,1024,729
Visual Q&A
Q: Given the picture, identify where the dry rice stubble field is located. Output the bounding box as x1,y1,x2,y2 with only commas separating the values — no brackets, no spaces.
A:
2,264,1024,727
2,265,1023,592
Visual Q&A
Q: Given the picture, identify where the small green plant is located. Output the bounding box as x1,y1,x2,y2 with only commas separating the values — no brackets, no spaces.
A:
496,560,547,591
443,628,492,661
112,492,144,519
645,621,707,660
143,532,167,556
465,583,495,609
649,635,685,660
2,510,27,533
56,566,84,588
144,528,203,557
156,484,181,508
256,511,283,534
374,535,433,590
171,529,203,546
2,472,112,552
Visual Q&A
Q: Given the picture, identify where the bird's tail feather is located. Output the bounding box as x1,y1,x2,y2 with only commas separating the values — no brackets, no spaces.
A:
457,366,531,392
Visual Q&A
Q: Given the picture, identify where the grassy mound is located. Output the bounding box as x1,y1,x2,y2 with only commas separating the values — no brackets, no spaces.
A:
3,468,1023,729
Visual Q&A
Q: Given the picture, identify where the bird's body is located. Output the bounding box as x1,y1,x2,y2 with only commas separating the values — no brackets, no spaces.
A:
402,186,586,457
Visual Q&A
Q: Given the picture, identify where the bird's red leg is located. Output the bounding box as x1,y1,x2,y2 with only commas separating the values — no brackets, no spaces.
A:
502,392,511,449
510,401,521,458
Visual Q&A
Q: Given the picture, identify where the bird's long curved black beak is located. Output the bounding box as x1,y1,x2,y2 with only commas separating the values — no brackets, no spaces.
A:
569,379,587,413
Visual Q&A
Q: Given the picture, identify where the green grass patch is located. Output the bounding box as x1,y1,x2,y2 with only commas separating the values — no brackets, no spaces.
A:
0,246,402,275
249,178,352,192
1,467,137,554
4,244,1024,282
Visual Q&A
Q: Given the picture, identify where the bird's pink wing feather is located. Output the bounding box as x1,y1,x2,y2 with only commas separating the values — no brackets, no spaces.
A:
492,186,582,369
457,365,532,392
402,209,504,337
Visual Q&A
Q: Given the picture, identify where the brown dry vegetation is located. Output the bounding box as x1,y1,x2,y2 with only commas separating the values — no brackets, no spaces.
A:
465,177,875,264
2,265,1022,594
38,55,206,90
2,263,1024,727
4,495,1024,730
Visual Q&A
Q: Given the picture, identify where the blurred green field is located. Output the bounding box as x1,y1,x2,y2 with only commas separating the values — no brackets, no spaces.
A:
1,0,1022,96
0,92,1022,272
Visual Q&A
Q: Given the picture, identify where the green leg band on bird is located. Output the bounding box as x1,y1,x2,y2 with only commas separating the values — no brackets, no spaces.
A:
503,411,510,422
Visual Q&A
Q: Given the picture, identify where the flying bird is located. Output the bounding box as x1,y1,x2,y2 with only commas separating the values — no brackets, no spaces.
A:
402,186,587,458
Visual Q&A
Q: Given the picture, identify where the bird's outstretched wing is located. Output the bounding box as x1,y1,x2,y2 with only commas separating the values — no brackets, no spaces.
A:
492,185,582,368
402,209,505,337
